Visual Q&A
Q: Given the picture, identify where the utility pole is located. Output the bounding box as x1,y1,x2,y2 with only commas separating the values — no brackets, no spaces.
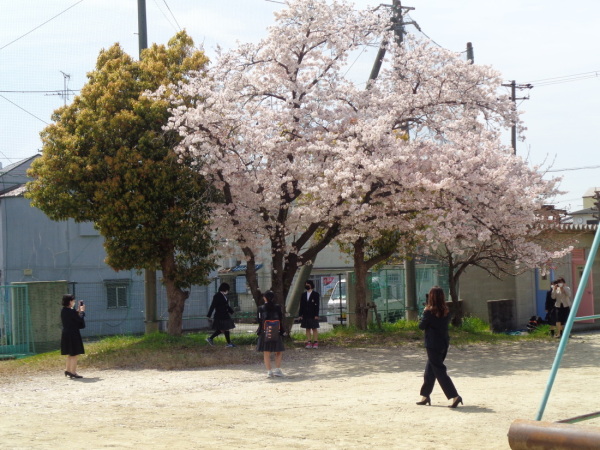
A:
368,0,414,82
138,0,158,334
466,42,474,63
367,1,419,321
501,80,532,155
137,0,148,59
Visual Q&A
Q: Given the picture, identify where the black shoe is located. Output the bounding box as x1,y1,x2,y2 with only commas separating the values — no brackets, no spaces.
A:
416,396,431,405
64,371,71,377
449,396,463,408
71,373,83,379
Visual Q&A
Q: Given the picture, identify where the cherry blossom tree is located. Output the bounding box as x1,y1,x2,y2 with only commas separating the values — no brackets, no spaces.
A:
163,0,534,319
422,142,572,325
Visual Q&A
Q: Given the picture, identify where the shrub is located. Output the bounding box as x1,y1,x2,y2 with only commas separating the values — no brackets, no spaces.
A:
458,315,490,333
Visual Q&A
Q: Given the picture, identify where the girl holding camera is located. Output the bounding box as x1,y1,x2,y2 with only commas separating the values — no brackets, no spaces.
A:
60,294,86,379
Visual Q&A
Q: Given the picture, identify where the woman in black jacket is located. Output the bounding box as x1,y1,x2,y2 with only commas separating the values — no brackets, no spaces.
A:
545,280,557,336
416,286,462,408
298,280,320,349
206,283,236,347
61,294,86,379
256,290,285,377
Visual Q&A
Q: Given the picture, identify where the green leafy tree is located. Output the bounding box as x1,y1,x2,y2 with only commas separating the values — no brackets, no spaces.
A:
26,32,215,335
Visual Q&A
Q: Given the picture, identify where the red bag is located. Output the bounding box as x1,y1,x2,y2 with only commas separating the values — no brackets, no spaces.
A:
263,320,280,343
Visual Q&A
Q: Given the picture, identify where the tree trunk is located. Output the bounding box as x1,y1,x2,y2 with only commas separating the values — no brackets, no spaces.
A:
160,245,190,336
165,278,190,336
243,249,263,307
448,270,463,327
283,263,313,333
353,237,369,330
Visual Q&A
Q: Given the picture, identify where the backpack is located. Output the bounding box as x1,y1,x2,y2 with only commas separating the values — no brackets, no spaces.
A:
263,319,281,343
527,316,539,331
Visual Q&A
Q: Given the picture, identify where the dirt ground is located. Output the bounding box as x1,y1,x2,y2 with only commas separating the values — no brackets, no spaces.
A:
2,332,600,450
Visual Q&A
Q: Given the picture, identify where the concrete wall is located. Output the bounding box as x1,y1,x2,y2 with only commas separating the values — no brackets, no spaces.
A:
13,281,68,353
459,267,538,328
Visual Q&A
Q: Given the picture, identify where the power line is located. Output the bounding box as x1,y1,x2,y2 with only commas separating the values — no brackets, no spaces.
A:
547,164,600,173
0,151,16,165
525,70,600,84
525,71,600,87
534,74,600,87
152,0,180,32
0,95,49,125
0,90,80,94
0,0,86,51
161,0,182,30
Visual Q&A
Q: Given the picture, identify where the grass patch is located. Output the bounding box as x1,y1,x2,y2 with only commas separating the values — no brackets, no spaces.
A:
0,320,552,380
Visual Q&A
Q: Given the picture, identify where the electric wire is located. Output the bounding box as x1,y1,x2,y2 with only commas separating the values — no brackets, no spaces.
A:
0,95,49,125
547,165,600,173
524,71,600,84
0,0,86,51
0,151,15,165
152,0,179,33
405,14,443,48
0,90,80,94
533,74,600,87
162,0,182,31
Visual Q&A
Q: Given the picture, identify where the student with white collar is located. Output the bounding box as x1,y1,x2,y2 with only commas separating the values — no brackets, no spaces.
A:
299,280,320,349
551,277,572,338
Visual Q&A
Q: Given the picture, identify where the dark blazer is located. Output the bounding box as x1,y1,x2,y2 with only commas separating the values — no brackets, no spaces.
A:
207,292,234,320
61,307,86,332
61,307,86,356
299,290,320,318
419,310,450,351
256,303,284,334
544,289,554,312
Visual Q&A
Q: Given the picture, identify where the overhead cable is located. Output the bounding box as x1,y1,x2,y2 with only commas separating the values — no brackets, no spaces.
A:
0,0,86,51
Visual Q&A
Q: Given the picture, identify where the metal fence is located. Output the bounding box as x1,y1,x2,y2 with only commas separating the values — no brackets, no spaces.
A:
67,280,215,337
0,285,35,358
20,262,449,345
0,263,449,357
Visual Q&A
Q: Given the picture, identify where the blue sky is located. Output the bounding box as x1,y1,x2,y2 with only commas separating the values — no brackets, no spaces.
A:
1,0,599,211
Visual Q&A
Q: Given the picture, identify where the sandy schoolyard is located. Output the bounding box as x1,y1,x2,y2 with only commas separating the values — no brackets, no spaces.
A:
1,332,600,450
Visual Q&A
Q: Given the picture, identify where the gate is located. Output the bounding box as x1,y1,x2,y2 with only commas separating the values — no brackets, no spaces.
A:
0,285,35,359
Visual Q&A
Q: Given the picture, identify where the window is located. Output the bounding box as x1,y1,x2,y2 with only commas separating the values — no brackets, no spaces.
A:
105,280,129,309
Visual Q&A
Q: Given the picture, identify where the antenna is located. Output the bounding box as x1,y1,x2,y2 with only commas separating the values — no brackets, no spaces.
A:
59,71,71,106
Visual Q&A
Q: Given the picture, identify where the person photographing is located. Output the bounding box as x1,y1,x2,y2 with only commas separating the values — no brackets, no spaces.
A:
551,277,572,338
61,294,86,379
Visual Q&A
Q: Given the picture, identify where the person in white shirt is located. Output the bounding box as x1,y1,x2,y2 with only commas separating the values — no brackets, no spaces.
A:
550,277,572,338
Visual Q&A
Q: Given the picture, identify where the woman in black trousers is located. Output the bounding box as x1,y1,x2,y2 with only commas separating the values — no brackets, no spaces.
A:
61,294,86,379
416,286,462,408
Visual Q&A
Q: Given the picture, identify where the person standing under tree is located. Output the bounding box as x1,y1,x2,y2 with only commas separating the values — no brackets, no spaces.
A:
256,290,285,377
551,277,572,338
206,282,236,347
299,280,320,349
416,286,463,408
545,280,558,337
